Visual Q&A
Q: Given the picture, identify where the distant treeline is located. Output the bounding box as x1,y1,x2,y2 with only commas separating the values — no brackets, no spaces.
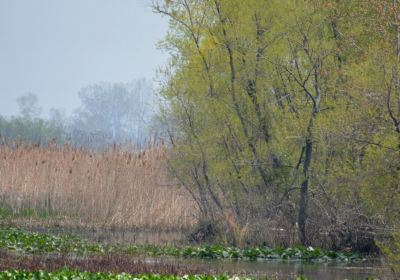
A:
0,79,162,148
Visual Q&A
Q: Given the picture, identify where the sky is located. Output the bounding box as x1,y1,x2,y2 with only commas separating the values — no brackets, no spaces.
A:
0,0,169,117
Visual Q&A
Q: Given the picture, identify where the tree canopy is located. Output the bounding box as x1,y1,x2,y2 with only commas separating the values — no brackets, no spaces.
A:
154,0,400,248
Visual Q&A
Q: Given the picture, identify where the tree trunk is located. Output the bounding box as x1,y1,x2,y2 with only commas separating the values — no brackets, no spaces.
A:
298,114,315,245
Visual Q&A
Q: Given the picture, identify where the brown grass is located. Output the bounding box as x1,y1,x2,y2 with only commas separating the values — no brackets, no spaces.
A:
0,142,197,230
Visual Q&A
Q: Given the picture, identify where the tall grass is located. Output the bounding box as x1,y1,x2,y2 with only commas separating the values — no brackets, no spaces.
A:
0,142,197,230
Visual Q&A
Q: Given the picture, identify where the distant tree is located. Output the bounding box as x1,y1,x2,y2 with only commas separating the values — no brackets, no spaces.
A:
16,92,42,120
0,116,56,144
48,108,67,128
48,108,68,143
72,79,155,145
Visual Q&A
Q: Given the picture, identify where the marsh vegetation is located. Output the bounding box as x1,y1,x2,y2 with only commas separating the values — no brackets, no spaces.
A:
1,0,400,279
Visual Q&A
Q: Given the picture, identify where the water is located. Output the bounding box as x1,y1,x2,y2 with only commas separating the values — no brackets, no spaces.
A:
31,226,391,279
165,257,389,280
35,226,187,245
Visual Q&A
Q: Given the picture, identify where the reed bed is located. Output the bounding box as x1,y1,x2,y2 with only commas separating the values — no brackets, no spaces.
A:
0,142,197,230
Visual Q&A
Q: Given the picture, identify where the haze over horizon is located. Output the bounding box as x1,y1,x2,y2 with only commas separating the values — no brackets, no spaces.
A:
0,0,168,117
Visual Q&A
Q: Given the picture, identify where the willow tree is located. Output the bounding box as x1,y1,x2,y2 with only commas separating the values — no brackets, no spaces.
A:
345,0,400,227
154,0,292,244
154,0,400,247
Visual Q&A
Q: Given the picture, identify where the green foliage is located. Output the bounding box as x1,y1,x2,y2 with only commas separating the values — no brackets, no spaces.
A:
378,232,400,278
0,116,65,145
154,0,400,248
0,228,104,255
156,245,359,262
0,270,256,280
0,204,57,220
0,269,379,279
0,228,359,262
0,205,13,219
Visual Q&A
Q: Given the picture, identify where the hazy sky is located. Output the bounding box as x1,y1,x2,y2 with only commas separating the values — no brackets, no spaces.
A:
0,0,169,117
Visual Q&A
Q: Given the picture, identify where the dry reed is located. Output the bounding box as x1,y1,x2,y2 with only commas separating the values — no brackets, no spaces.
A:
0,142,197,230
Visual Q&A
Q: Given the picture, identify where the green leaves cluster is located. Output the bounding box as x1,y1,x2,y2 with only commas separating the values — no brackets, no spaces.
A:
0,228,359,262
142,245,359,262
0,270,255,280
0,228,104,255
378,232,400,277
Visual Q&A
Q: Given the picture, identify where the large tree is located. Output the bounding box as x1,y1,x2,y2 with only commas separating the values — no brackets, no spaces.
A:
155,0,400,248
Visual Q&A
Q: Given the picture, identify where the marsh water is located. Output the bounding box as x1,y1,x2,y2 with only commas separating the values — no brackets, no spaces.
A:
34,226,390,279
161,257,388,280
